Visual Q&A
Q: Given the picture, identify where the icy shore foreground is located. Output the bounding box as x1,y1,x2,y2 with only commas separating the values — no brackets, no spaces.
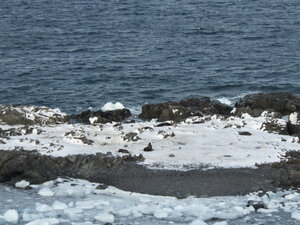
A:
0,92,300,224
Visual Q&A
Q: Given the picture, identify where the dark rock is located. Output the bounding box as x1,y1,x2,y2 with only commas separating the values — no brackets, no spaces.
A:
71,108,131,124
96,183,108,190
156,122,173,127
118,149,130,154
235,92,300,117
238,131,252,136
139,97,232,122
246,200,266,211
143,143,153,152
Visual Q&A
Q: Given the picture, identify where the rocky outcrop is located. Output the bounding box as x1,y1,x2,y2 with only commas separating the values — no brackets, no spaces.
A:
0,150,144,185
235,92,300,117
139,98,232,122
70,108,132,124
0,149,299,197
261,151,300,188
0,105,68,125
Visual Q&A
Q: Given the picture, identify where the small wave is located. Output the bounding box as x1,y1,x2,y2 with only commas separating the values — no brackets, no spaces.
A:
216,98,232,106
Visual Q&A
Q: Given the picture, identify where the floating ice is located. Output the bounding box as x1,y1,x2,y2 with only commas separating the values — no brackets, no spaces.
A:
4,209,19,224
94,213,114,223
291,211,300,220
25,218,59,225
38,188,54,197
52,201,68,210
190,219,207,225
35,203,53,212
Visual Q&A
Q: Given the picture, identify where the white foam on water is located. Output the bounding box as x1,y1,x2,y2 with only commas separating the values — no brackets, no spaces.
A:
216,97,232,105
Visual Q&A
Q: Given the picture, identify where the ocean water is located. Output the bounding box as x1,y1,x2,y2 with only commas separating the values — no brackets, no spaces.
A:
0,0,299,113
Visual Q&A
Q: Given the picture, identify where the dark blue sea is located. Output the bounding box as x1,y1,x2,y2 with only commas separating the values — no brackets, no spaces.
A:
1,0,300,113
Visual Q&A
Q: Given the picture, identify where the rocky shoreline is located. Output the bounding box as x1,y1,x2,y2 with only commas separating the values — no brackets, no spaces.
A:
0,92,300,197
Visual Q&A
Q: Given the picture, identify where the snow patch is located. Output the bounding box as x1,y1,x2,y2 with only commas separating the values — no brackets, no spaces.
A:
101,102,125,111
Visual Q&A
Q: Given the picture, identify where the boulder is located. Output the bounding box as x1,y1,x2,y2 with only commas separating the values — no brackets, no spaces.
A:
70,108,132,124
139,97,232,122
235,92,300,117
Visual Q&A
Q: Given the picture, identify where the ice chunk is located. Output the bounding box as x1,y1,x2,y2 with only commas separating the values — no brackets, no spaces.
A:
22,212,41,222
52,201,68,210
190,219,207,225
154,210,169,218
25,218,59,225
101,102,125,111
36,203,53,212
4,209,18,224
15,180,30,189
213,222,228,225
291,211,300,220
38,188,54,197
94,213,114,223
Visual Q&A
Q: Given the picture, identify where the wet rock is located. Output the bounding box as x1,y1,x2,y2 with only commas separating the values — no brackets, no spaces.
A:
156,122,173,127
246,200,266,211
0,105,68,125
71,108,132,124
143,143,153,152
235,92,300,117
238,131,252,136
123,132,141,142
139,97,232,122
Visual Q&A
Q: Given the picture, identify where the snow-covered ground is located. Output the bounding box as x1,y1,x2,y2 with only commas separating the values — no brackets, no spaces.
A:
0,112,299,170
0,178,299,225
